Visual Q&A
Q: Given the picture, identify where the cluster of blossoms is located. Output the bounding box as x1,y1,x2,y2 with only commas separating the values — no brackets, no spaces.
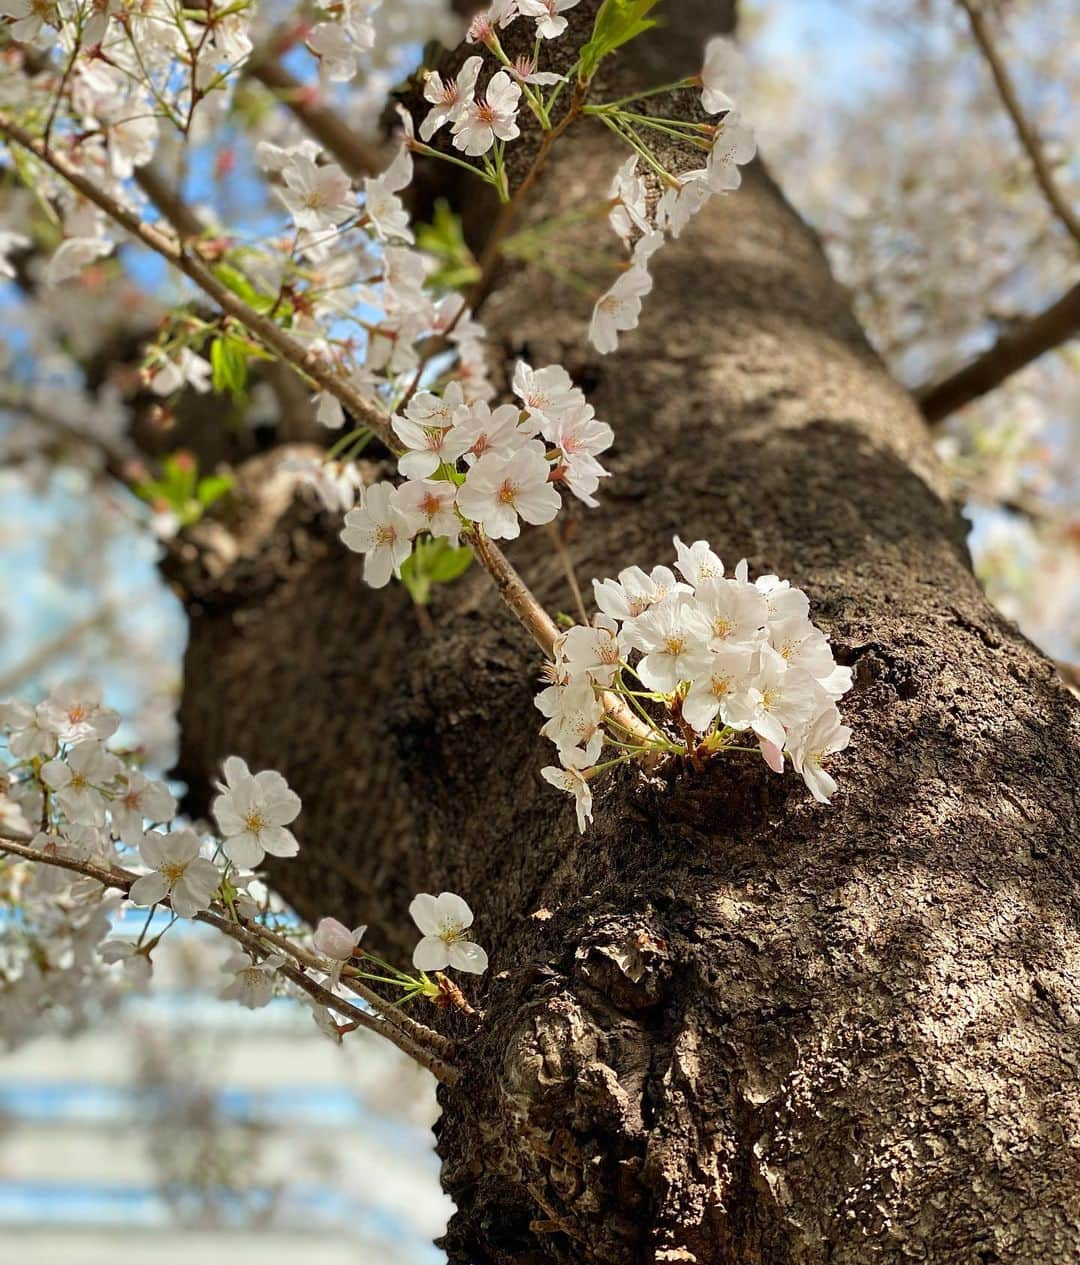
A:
3,0,758,613
537,538,853,831
0,681,487,1051
0,0,262,283
588,37,756,353
340,362,613,585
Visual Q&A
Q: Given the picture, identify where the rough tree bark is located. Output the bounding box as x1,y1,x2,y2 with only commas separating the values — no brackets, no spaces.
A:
169,3,1080,1261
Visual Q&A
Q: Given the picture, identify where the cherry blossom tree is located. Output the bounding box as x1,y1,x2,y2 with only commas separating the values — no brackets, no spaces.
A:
1,1,1078,1262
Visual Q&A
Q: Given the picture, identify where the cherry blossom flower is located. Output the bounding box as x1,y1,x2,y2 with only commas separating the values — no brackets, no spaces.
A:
547,404,613,506
363,144,414,243
656,175,711,239
681,644,757,734
46,236,112,286
279,154,355,233
541,748,593,833
342,0,379,48
421,56,482,141
452,71,522,156
695,574,768,647
704,112,756,192
723,647,824,749
535,680,605,763
589,261,653,354
457,443,561,539
510,56,564,86
700,36,746,115
340,482,414,587
41,741,123,827
129,828,219,918
608,156,650,245
555,614,623,687
313,916,366,962
256,138,322,174
23,832,82,899
148,348,212,397
467,0,519,42
307,21,358,82
394,479,462,544
593,565,685,621
393,394,471,479
454,399,530,465
512,360,581,433
673,536,724,587
100,939,153,985
105,113,158,180
211,755,301,868
398,382,466,429
755,572,811,622
109,770,177,844
1,699,58,759
621,594,712,692
518,0,580,39
220,951,286,1009
788,705,852,803
409,892,488,974
768,614,845,686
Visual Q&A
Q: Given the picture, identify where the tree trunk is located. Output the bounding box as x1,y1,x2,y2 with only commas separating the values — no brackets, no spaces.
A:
169,4,1080,1261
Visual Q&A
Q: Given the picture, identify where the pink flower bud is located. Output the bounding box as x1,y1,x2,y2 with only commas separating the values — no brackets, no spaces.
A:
313,917,359,961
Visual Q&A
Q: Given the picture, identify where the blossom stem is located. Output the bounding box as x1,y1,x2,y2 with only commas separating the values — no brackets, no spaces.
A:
600,78,697,109
596,113,677,184
588,755,634,776
134,903,158,948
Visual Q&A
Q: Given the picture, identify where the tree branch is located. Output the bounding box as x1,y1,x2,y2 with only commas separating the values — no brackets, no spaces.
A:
134,162,205,239
0,824,459,1081
917,279,1080,422
247,50,386,179
0,385,138,477
0,108,655,747
957,0,1080,247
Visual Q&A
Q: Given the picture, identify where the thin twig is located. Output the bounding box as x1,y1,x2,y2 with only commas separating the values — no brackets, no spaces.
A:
957,0,1080,247
0,386,137,478
135,163,205,239
0,827,459,1082
546,521,590,626
469,81,588,309
917,280,1080,422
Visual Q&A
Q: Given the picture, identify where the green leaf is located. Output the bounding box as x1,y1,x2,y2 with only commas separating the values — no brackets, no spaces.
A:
162,452,198,503
398,550,430,606
210,334,248,399
399,538,473,605
415,199,481,292
426,544,473,583
211,262,276,314
579,0,662,81
196,472,234,507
